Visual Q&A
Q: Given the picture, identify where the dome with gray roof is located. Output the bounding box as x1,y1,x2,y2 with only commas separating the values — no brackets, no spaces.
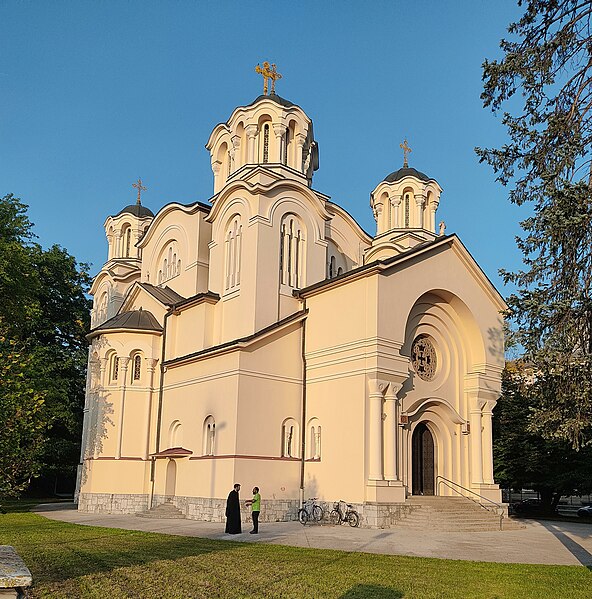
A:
383,167,431,183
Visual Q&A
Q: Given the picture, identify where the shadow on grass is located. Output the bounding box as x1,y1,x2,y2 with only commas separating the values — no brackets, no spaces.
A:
1,512,238,585
340,584,404,598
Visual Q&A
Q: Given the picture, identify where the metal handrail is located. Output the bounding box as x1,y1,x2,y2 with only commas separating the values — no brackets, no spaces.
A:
436,476,504,529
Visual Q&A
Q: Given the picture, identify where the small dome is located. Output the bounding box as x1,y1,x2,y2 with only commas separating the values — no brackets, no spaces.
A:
115,204,154,218
248,93,297,109
383,167,431,183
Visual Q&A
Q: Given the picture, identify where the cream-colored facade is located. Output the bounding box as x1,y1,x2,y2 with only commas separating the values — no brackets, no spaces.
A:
77,90,505,524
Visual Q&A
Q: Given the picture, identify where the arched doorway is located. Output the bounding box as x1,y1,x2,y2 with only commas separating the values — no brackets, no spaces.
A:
412,422,435,495
165,459,177,497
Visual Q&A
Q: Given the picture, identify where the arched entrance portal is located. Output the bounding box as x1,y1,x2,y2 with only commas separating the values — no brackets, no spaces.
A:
412,422,435,495
165,459,177,497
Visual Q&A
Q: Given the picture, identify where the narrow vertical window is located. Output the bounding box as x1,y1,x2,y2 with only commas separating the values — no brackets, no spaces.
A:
329,256,335,279
263,124,270,163
133,355,141,381
125,228,132,257
280,216,304,288
204,416,216,455
404,194,410,227
112,356,119,382
225,217,242,290
283,127,290,165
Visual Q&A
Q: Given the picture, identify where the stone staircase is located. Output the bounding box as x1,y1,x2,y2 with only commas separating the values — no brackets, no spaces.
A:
397,496,521,531
136,501,186,519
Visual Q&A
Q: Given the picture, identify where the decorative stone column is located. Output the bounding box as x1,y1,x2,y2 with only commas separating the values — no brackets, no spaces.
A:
390,195,402,229
230,134,241,172
115,356,130,460
245,124,258,163
383,382,403,481
469,395,485,485
481,400,496,484
114,231,123,259
295,133,307,173
430,200,439,234
367,378,388,481
143,358,159,460
415,194,426,229
211,161,221,193
273,123,285,163
374,202,384,235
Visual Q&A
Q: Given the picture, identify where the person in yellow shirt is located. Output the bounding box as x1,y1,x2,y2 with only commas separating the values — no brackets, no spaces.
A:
246,486,261,534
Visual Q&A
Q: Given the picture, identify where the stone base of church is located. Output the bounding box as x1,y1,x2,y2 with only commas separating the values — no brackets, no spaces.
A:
78,492,149,514
470,483,502,504
77,492,300,523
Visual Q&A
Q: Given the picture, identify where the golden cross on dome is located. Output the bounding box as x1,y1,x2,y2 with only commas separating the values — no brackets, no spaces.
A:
132,177,147,204
400,139,412,168
255,61,282,95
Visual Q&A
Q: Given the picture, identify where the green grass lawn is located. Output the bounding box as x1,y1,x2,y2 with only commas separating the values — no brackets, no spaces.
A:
0,504,590,598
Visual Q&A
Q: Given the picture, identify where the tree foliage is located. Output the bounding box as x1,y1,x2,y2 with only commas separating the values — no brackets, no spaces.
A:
478,1,592,447
0,194,91,498
494,362,592,513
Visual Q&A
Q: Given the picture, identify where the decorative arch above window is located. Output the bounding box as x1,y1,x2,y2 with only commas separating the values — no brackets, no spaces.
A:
224,216,242,291
203,415,216,456
280,214,305,288
169,420,183,448
281,418,299,458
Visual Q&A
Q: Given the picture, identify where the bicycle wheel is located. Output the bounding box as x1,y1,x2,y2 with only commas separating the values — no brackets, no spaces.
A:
329,510,340,525
347,510,360,527
298,508,309,525
312,505,323,522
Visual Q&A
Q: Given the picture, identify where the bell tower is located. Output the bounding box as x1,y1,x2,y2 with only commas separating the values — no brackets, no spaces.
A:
365,141,443,263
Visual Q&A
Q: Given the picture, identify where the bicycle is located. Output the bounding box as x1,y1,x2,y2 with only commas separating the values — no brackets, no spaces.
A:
298,497,324,525
329,500,360,527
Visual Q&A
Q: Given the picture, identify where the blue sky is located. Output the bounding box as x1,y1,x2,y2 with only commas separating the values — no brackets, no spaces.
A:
1,1,524,291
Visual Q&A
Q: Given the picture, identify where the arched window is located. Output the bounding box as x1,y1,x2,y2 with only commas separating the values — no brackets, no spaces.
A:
132,354,142,381
124,227,132,257
110,355,119,383
169,420,183,448
337,267,343,276
283,127,290,165
157,241,181,285
203,416,216,456
263,124,270,163
224,216,242,290
329,255,336,279
280,215,305,288
281,418,299,458
404,194,410,228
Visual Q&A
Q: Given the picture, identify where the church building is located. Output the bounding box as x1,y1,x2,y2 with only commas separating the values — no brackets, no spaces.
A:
77,66,505,527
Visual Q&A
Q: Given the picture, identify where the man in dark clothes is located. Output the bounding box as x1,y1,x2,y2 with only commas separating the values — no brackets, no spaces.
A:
225,483,241,534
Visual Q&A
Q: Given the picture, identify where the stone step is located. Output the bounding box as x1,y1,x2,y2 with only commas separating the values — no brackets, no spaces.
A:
395,496,509,532
136,502,186,519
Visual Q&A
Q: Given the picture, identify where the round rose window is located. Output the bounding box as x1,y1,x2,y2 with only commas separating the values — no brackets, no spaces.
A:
411,336,437,381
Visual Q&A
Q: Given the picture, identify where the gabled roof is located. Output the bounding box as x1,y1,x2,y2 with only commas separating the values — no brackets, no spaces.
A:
89,308,162,338
151,447,193,458
138,283,185,306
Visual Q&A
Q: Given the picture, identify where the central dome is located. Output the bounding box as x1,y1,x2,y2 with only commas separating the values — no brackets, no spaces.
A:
383,167,431,183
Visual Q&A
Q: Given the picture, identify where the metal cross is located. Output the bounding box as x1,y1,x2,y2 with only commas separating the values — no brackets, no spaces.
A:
132,177,147,204
255,61,282,95
400,139,412,168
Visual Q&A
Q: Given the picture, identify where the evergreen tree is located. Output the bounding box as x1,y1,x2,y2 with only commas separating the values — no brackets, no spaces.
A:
478,1,592,447
494,362,592,513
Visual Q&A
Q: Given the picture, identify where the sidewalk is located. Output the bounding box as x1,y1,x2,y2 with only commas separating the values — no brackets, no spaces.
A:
34,503,592,567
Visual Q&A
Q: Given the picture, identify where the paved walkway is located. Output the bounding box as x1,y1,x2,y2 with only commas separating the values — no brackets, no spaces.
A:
34,503,592,567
